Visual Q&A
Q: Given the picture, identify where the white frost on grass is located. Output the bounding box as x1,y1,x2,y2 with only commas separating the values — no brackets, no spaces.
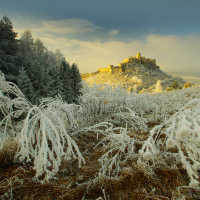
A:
139,99,200,187
0,73,31,148
0,74,85,181
16,97,85,181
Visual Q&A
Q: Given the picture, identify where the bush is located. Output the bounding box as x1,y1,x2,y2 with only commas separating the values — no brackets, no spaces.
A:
0,73,85,181
155,80,163,93
166,87,172,91
170,81,182,90
184,82,191,88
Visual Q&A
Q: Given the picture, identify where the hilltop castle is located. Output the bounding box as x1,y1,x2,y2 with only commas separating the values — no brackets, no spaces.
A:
99,53,158,74
82,53,159,78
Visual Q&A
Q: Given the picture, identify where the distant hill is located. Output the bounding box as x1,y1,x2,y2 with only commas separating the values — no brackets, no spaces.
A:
166,72,200,85
82,53,187,92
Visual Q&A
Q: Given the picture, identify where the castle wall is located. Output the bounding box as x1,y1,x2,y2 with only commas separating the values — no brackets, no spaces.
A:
98,68,110,73
81,70,100,79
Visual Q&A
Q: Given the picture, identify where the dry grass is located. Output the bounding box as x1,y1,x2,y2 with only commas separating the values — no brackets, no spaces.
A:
0,126,200,200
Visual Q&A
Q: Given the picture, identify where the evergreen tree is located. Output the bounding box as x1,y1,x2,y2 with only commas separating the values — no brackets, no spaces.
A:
48,50,57,69
70,62,82,103
18,29,52,104
17,67,34,102
0,15,20,83
30,61,51,104
34,37,49,70
49,66,63,98
19,27,35,60
55,48,64,67
23,60,50,104
60,60,73,103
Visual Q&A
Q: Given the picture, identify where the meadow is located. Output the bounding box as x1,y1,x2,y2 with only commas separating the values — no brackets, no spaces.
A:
1,73,200,199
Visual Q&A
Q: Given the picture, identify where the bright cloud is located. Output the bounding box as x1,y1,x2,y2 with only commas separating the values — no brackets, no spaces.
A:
46,34,200,75
108,29,119,36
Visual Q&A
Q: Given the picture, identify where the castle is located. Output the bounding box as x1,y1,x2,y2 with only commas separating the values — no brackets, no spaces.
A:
82,53,159,78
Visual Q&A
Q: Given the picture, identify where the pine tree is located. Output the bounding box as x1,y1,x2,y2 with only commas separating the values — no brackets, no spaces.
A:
31,61,51,104
49,66,63,98
60,60,73,103
34,37,49,70
55,48,64,67
0,15,20,83
23,60,50,104
19,27,35,60
48,50,57,69
17,67,34,102
70,62,82,103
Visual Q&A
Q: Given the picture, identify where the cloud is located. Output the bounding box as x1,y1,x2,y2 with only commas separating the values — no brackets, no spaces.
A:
14,18,101,37
108,29,119,36
39,19,101,34
40,33,200,75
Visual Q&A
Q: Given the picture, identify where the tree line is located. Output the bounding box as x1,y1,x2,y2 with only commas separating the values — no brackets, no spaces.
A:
0,15,82,105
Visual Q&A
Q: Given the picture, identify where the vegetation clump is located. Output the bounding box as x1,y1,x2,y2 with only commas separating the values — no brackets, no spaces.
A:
167,80,182,91
183,82,196,88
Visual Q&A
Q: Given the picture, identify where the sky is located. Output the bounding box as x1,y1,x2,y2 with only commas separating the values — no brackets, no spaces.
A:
1,0,200,76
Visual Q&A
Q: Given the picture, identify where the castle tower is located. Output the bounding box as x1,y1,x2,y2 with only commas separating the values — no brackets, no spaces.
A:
108,65,113,69
136,53,141,59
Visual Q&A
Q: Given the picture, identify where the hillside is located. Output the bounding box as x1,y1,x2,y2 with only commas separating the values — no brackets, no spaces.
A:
82,53,187,92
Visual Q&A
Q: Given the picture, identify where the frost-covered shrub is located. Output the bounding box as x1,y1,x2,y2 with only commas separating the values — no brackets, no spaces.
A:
0,73,85,181
79,82,155,124
0,73,31,148
94,107,148,176
79,82,129,120
154,80,163,93
139,99,200,187
15,96,85,181
96,126,136,176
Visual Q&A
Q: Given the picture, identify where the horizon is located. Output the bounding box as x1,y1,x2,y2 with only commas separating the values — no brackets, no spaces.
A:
1,0,200,75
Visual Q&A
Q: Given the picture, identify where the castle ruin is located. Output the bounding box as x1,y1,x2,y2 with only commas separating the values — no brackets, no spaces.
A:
82,53,159,78
98,53,159,74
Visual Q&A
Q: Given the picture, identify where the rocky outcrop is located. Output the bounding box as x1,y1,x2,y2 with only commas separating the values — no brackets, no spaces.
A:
82,53,186,93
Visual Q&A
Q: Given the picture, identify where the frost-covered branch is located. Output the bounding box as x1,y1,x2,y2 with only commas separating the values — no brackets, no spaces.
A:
16,97,85,181
138,99,200,187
